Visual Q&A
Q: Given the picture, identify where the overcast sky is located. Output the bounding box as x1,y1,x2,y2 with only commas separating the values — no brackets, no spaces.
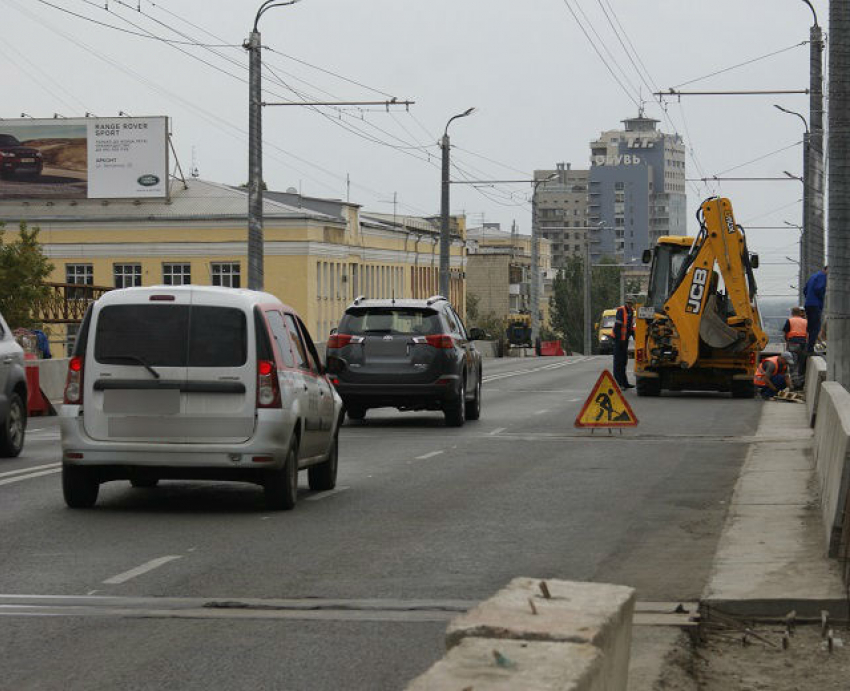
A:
2,0,824,298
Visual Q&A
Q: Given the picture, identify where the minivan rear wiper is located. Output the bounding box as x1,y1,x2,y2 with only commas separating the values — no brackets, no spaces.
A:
100,354,161,379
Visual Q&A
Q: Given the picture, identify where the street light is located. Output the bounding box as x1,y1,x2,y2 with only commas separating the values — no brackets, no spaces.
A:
530,172,559,346
246,0,302,291
784,220,805,303
440,107,475,300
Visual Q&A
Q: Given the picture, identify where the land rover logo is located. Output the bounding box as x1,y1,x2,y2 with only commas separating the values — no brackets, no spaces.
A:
138,174,160,187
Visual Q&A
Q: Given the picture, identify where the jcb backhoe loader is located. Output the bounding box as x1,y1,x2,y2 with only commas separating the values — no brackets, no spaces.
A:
634,197,768,397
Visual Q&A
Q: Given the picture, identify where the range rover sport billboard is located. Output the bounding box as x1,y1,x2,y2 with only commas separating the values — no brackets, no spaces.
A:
0,116,168,200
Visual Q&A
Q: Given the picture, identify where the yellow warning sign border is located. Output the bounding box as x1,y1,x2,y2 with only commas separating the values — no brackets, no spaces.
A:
574,370,639,428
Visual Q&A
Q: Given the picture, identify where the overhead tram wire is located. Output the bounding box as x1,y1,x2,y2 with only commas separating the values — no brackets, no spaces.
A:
36,0,238,46
9,0,424,212
671,42,809,90
714,140,804,177
0,41,85,113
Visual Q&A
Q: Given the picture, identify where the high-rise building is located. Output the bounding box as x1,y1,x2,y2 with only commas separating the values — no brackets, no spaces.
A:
533,162,591,269
588,113,687,264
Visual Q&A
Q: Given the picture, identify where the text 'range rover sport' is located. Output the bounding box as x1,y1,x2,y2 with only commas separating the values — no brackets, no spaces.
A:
326,296,482,427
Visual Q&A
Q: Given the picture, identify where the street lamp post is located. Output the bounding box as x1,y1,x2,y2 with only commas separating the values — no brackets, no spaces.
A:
440,108,475,300
775,104,809,291
246,0,301,291
530,173,558,346
784,221,805,304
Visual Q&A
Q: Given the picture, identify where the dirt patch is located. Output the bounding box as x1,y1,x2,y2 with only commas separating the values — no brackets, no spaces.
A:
694,625,849,690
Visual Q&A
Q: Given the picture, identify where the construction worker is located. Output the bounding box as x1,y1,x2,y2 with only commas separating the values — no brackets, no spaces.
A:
612,298,635,389
782,307,808,379
754,352,794,400
803,265,827,353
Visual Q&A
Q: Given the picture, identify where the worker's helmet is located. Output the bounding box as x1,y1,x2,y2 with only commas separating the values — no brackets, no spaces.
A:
781,351,795,366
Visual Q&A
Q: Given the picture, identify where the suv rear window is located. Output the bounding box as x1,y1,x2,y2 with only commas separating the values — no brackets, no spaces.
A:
339,308,442,335
94,305,247,367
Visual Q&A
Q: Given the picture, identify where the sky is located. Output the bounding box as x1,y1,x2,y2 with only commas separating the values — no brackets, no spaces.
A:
1,0,825,298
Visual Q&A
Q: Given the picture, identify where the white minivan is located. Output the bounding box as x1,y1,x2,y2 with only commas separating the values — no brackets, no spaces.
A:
60,286,343,510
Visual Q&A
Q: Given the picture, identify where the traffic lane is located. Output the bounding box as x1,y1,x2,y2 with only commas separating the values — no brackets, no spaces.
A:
0,616,445,691
0,417,61,478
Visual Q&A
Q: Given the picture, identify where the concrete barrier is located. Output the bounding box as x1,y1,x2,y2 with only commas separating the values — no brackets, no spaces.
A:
35,358,69,403
813,382,850,557
472,340,499,358
406,578,634,691
805,356,827,427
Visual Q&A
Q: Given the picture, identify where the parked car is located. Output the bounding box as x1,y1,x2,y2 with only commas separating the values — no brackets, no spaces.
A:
0,134,43,179
326,296,483,427
59,286,343,510
0,311,27,457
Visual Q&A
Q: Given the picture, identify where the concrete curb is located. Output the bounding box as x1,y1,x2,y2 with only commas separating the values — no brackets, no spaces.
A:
702,401,846,619
813,382,850,557
805,356,827,427
406,578,635,691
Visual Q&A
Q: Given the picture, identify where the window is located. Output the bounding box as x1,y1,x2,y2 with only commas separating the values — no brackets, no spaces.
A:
66,264,93,285
94,305,247,367
266,310,295,368
614,182,625,191
163,263,191,285
339,307,442,336
283,313,309,370
114,264,142,289
211,262,241,288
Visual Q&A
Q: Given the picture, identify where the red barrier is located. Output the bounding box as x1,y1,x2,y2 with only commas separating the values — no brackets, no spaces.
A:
540,340,566,357
25,364,52,416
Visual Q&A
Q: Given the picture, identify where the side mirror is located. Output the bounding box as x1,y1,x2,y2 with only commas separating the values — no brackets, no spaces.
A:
468,327,486,341
329,327,338,336
325,355,347,375
750,253,760,269
641,249,652,264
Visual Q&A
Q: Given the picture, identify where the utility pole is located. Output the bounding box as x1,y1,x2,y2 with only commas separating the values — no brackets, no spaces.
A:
440,108,475,299
246,27,264,291
584,240,592,356
806,0,825,281
530,173,558,345
828,0,850,387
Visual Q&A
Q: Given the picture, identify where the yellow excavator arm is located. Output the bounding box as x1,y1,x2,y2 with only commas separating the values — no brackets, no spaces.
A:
663,197,767,367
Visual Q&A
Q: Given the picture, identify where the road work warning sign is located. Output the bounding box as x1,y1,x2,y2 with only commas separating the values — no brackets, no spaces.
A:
575,370,639,428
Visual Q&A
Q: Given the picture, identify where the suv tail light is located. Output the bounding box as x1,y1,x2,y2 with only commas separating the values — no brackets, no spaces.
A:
64,356,84,404
257,359,281,408
424,334,454,349
327,333,364,349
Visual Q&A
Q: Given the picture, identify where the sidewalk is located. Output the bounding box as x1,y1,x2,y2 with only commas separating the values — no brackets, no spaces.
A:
702,398,847,618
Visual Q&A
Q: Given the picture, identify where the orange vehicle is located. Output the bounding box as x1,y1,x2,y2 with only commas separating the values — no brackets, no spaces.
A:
634,197,768,397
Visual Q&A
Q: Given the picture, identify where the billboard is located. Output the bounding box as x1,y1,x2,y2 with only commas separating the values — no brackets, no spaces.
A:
0,116,168,200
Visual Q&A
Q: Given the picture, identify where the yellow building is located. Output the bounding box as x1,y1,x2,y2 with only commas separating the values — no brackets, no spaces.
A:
0,179,466,353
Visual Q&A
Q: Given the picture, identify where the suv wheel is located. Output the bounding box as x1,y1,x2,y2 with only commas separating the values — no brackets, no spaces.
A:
309,435,338,492
63,465,99,508
264,438,298,510
444,379,466,427
465,373,481,421
0,392,25,458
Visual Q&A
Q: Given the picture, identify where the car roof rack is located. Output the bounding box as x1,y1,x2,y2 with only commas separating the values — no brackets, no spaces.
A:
352,295,367,305
425,295,448,306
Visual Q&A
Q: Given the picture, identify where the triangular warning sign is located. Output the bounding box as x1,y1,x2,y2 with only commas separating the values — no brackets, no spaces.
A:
575,370,639,428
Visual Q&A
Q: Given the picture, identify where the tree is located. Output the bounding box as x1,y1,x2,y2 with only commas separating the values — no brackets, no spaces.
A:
549,255,627,354
0,222,54,328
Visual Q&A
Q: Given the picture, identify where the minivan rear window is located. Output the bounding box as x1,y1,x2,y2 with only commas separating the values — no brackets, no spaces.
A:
94,305,247,367
339,308,442,335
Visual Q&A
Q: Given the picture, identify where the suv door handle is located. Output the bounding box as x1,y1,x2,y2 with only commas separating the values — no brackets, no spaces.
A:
2,357,12,364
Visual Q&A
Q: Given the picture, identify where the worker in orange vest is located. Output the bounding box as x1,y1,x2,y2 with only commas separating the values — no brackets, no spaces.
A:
612,298,635,389
783,307,808,378
754,352,794,400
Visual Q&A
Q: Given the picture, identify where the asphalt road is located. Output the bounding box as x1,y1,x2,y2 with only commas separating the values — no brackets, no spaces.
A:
0,356,761,690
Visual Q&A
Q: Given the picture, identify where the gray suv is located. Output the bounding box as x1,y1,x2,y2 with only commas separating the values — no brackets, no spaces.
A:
326,296,482,427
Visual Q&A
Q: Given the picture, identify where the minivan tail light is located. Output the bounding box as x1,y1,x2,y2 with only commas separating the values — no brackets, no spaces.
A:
327,333,364,349
425,334,454,349
257,359,281,408
64,356,84,404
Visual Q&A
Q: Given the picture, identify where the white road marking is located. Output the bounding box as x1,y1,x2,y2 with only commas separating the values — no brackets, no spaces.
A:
0,468,61,487
415,450,444,460
87,590,99,596
306,486,350,502
489,427,506,436
0,462,60,480
569,397,582,402
533,409,549,415
102,556,182,585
